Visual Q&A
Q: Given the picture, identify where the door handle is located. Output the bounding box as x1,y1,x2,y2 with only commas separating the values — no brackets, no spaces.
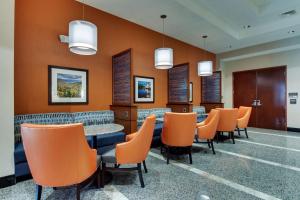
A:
256,100,262,107
252,100,258,107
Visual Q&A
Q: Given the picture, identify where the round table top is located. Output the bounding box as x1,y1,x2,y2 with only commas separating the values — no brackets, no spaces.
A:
84,123,124,136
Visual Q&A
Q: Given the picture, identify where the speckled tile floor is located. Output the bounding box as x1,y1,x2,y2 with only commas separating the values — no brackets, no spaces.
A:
1,128,300,200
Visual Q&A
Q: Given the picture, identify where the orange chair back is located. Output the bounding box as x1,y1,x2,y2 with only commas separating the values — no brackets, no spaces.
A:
237,106,252,128
162,112,197,147
203,109,220,125
116,115,156,164
216,108,238,132
21,123,97,187
197,109,220,139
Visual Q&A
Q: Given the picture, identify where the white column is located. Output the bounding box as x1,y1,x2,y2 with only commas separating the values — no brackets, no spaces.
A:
0,0,15,177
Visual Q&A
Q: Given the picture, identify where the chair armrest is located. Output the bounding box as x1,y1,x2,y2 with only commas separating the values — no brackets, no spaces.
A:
116,139,143,165
237,115,248,128
125,132,138,142
197,121,206,127
197,124,215,140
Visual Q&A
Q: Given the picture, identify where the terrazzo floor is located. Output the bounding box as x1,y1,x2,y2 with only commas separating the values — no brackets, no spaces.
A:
1,128,300,200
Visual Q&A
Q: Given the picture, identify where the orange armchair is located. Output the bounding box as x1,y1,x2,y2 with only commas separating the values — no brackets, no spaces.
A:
161,112,197,164
101,115,156,188
216,108,239,144
21,123,100,200
237,106,252,138
196,109,220,154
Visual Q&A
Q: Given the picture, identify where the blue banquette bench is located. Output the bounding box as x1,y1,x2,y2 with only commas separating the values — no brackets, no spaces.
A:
14,110,125,179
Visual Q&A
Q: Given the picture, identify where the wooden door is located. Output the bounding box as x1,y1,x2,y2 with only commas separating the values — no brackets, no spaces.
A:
233,66,287,130
233,70,257,127
256,67,287,130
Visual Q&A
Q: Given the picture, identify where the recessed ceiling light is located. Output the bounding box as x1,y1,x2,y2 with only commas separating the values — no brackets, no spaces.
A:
281,10,297,17
242,25,251,29
288,30,295,34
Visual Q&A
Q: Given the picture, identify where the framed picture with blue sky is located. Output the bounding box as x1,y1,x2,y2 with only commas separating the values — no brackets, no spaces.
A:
134,76,155,103
48,65,88,105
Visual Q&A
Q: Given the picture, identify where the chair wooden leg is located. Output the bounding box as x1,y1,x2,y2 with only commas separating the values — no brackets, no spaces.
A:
142,160,148,173
237,128,241,136
76,184,81,200
245,128,249,138
160,144,164,154
35,184,42,200
210,140,215,154
166,146,170,164
137,163,145,188
207,140,211,148
188,146,192,164
97,167,101,189
101,162,106,188
231,132,235,144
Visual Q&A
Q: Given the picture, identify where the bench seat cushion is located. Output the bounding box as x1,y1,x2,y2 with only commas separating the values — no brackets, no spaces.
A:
154,123,163,137
14,143,26,164
97,132,125,147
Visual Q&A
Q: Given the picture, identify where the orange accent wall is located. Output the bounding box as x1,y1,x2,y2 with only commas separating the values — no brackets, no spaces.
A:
15,0,216,114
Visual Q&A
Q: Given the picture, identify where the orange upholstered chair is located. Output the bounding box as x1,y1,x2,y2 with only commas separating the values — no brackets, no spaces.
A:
216,108,239,144
161,112,197,164
21,123,100,200
196,109,220,154
237,106,252,138
101,115,156,188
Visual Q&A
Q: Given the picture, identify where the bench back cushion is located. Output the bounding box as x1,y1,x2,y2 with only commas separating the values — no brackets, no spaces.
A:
14,113,73,142
193,106,206,116
137,108,171,127
73,110,114,126
14,110,114,143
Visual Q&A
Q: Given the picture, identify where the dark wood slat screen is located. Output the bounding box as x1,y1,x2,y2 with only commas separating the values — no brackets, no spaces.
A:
168,63,189,103
201,71,222,103
112,49,131,105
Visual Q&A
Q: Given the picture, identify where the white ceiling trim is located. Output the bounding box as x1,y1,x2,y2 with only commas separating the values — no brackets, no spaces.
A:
174,0,240,39
220,44,300,62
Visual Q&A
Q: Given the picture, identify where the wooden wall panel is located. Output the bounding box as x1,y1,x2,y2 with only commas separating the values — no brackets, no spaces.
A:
201,71,222,103
112,49,131,105
168,63,189,103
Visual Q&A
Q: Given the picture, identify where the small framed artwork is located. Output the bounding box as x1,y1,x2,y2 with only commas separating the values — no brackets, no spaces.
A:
48,65,88,105
134,76,155,103
189,82,193,102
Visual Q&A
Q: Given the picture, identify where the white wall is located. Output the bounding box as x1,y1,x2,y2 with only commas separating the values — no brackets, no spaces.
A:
221,49,300,129
0,0,15,177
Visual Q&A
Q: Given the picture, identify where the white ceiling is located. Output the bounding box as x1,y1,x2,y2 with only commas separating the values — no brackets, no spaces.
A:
82,0,300,53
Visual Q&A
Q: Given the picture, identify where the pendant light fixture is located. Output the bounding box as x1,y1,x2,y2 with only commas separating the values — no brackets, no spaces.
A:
155,15,173,69
198,35,213,76
68,0,98,55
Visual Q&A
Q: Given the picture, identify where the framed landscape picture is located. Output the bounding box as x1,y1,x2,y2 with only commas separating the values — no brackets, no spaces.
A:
48,65,88,104
134,76,155,103
189,82,193,102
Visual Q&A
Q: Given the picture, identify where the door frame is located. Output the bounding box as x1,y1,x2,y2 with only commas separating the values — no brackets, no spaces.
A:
232,65,287,130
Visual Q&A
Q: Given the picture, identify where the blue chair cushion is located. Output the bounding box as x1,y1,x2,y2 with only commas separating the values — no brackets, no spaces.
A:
14,143,26,164
97,132,125,147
